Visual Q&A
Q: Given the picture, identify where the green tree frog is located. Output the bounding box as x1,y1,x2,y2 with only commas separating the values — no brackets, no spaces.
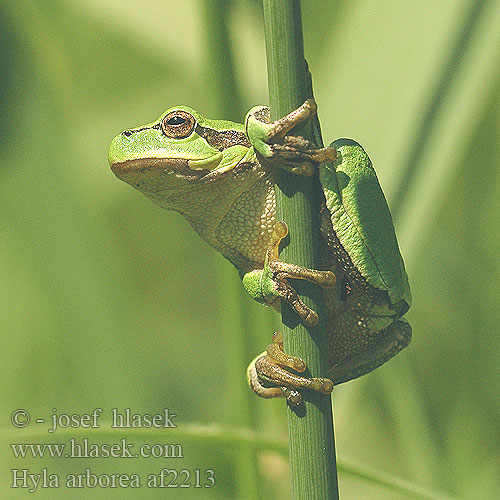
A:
108,100,411,404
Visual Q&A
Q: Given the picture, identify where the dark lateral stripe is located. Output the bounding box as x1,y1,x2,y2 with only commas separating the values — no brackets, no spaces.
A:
195,124,250,151
121,122,251,151
122,123,161,137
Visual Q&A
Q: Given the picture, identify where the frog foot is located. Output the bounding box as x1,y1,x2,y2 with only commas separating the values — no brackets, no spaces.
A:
245,99,337,176
262,221,335,327
247,332,334,406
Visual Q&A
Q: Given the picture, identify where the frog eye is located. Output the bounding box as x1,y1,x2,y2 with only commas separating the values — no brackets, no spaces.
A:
161,110,196,139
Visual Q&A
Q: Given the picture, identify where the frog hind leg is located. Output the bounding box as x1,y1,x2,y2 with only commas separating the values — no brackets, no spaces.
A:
330,319,412,385
247,332,334,406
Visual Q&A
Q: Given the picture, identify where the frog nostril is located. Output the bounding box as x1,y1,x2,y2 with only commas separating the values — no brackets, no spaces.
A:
122,130,133,137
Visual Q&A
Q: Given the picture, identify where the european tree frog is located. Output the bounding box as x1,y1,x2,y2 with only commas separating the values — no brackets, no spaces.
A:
109,100,411,405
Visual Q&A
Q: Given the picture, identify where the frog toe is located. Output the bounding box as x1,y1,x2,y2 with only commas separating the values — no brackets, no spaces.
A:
247,332,334,405
263,222,335,326
246,99,337,174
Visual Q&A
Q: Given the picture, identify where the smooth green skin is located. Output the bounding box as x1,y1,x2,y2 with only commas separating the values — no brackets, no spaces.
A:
109,105,278,293
108,102,411,389
320,139,411,306
246,109,411,308
108,106,254,173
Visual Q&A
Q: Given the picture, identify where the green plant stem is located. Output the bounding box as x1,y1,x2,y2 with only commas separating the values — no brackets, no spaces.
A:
262,1,339,498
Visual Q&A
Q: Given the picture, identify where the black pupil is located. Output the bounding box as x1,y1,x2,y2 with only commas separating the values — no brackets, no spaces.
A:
167,116,186,126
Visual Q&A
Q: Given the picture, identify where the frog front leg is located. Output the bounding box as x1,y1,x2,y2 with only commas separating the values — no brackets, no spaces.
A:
241,221,335,404
241,221,335,327
242,99,337,324
243,100,337,403
247,332,334,406
245,98,337,175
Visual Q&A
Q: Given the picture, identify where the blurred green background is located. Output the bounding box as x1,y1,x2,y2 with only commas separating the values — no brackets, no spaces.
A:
1,0,499,499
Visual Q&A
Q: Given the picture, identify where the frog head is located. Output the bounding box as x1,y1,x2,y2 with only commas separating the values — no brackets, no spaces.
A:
108,106,251,204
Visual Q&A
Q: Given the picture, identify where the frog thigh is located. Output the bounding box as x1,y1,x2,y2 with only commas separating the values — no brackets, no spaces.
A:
320,139,411,307
329,319,412,384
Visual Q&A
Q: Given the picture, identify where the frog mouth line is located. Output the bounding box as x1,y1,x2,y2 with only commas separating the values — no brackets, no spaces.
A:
110,157,188,175
110,157,210,180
